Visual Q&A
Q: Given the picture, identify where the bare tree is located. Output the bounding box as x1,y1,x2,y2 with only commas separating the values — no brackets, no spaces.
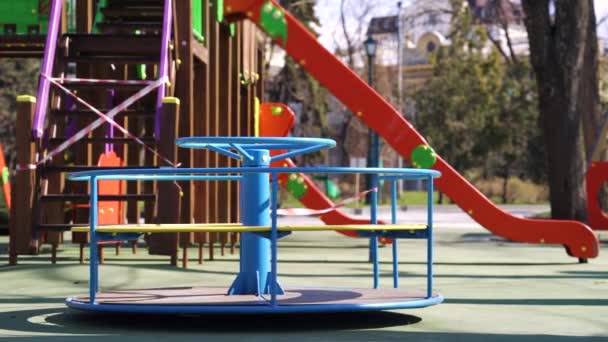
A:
331,0,377,166
522,0,598,221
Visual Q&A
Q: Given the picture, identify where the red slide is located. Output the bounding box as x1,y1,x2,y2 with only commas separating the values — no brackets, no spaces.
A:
259,102,383,239
226,0,599,259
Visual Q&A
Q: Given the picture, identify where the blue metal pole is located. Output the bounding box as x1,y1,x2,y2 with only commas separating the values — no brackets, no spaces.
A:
228,150,272,296
270,173,279,306
391,180,399,289
371,174,379,289
426,176,434,298
89,176,99,303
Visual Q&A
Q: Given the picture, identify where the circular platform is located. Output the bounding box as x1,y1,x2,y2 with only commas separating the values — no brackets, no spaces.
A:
66,287,443,314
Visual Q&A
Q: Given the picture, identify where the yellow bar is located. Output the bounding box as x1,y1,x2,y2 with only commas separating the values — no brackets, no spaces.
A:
162,97,181,105
254,96,260,137
17,95,37,103
71,223,427,234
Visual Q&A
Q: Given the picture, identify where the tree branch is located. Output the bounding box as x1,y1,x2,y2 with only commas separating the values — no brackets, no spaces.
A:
497,0,518,64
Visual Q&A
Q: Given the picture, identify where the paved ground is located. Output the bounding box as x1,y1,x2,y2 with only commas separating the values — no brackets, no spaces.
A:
0,205,607,341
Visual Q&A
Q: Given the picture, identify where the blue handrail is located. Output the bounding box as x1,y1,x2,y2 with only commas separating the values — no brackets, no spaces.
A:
67,166,441,181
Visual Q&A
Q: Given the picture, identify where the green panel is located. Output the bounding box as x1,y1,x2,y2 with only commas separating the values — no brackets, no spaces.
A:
0,0,48,35
92,0,108,34
66,0,76,33
216,0,224,22
192,0,204,43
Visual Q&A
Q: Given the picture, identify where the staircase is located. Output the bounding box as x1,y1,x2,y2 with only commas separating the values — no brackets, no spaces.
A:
25,0,176,263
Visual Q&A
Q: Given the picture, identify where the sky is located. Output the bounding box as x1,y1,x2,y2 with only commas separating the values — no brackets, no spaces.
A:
314,0,608,51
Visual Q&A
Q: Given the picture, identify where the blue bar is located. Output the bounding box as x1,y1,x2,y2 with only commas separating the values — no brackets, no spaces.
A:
206,145,242,160
370,173,379,289
426,176,434,298
175,136,336,151
89,176,98,304
271,144,329,162
270,173,279,306
67,166,441,182
93,175,241,182
230,143,254,162
390,180,399,288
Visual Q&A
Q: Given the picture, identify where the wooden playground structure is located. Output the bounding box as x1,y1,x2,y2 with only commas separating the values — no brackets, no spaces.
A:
7,0,264,266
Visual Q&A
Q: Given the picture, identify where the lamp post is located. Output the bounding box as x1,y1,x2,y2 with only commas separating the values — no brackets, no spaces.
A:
364,35,378,204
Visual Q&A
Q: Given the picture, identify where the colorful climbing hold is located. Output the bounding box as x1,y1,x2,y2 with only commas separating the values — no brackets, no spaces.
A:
411,145,437,169
260,1,288,45
286,173,307,199
271,106,283,116
1,166,8,185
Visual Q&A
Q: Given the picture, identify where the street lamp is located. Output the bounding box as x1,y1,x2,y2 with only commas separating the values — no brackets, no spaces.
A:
363,35,379,204
363,35,380,263
364,36,378,77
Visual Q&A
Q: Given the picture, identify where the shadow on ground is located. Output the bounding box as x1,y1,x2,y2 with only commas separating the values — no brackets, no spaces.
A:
0,306,421,334
1,307,605,341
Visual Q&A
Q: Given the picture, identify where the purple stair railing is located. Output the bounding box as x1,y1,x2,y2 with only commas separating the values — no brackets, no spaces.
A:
33,0,63,138
156,0,173,140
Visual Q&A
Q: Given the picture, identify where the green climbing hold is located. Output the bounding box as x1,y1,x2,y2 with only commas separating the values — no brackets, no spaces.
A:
327,180,341,199
286,173,307,199
1,167,8,185
260,1,288,45
271,106,283,116
411,145,437,169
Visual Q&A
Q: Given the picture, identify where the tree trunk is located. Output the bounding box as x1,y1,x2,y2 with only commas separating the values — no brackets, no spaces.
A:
522,0,594,221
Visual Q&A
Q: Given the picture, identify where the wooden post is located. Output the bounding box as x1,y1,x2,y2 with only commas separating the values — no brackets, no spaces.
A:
76,0,93,33
72,0,95,259
218,23,233,255
10,96,37,265
148,98,181,265
175,0,195,266
230,23,243,255
207,3,221,261
192,0,211,260
175,0,195,225
193,60,210,256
